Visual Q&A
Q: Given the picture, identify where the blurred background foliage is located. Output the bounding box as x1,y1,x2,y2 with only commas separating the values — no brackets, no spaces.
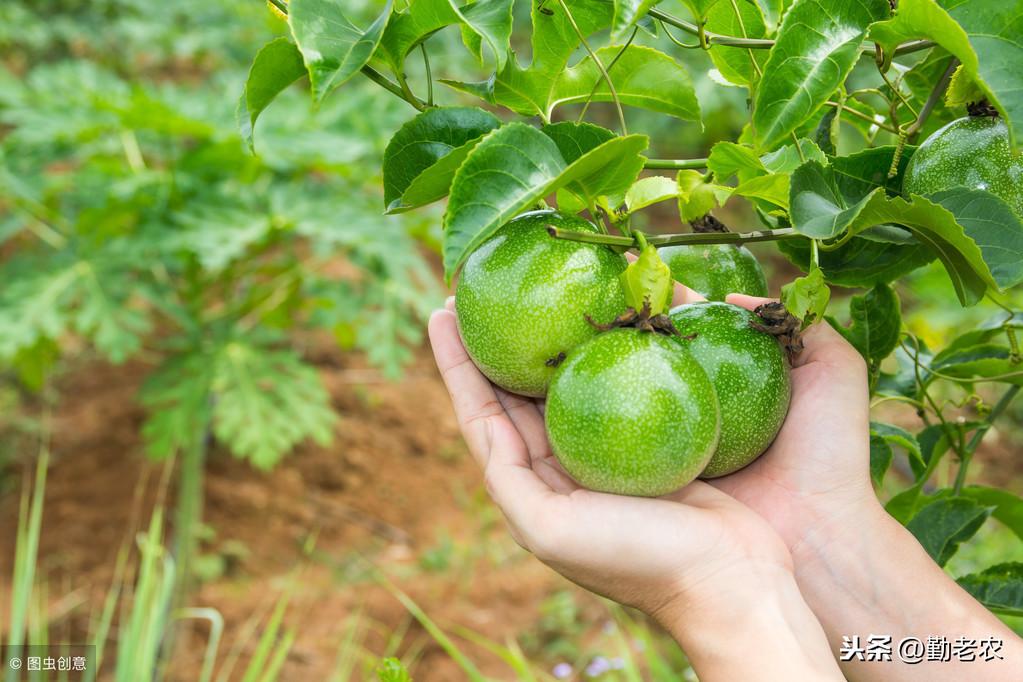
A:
1,0,1021,680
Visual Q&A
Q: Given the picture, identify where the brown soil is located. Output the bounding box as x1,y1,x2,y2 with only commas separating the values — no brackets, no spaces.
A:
0,339,617,681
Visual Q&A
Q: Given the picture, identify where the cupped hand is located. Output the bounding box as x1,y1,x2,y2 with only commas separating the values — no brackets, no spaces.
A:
428,297,796,625
708,293,878,561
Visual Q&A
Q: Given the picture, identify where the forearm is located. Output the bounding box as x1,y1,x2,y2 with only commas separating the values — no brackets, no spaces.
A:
793,500,1021,681
661,563,844,681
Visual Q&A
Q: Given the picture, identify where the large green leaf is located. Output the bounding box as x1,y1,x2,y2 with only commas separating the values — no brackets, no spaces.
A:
448,0,514,70
443,2,699,122
830,145,915,199
961,486,1023,542
835,283,902,363
957,563,1023,616
238,38,308,152
289,0,393,102
868,432,893,486
377,0,512,71
906,496,993,567
926,188,1023,290
442,123,648,280
551,45,701,121
752,0,890,150
930,343,1023,386
870,0,1023,147
382,107,501,211
779,236,934,288
790,162,998,305
705,0,769,88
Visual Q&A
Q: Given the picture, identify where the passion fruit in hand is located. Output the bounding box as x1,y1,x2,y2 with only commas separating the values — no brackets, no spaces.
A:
544,328,720,497
670,302,791,478
903,115,1023,218
659,244,769,301
455,211,627,397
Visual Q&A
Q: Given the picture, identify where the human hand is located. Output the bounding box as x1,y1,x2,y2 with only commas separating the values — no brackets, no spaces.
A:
429,298,842,680
707,293,879,560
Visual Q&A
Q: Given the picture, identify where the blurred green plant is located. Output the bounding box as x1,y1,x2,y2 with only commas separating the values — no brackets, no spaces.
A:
0,0,442,582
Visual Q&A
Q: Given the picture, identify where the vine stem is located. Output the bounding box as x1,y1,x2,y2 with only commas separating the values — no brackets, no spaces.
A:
825,101,899,134
548,226,801,248
644,158,708,170
904,58,958,141
649,6,934,55
557,0,627,135
953,385,1020,494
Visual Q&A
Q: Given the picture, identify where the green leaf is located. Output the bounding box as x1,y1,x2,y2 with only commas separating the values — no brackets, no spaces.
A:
790,162,998,305
612,0,662,39
925,188,1023,290
870,0,1023,147
731,173,790,211
871,421,924,473
238,38,308,152
621,243,674,315
836,283,902,363
868,433,893,487
382,107,501,211
705,0,768,88
377,0,462,70
444,3,699,122
376,658,413,682
781,265,830,324
930,343,1023,385
707,141,765,183
957,562,1023,616
441,123,648,280
906,496,993,567
449,0,514,70
624,175,679,213
549,45,701,122
960,486,1023,542
752,0,890,150
677,169,720,221
541,121,617,163
830,145,915,199
289,0,393,102
778,235,934,288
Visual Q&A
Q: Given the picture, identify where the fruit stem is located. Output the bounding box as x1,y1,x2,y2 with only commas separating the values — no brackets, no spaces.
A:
548,226,802,249
644,158,708,170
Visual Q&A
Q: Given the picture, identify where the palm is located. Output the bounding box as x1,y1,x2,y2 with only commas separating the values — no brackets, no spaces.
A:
709,298,874,549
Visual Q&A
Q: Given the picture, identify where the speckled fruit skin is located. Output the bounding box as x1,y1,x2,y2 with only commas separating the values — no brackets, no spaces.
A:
545,329,720,497
903,116,1023,218
455,211,628,397
658,244,768,301
670,302,791,478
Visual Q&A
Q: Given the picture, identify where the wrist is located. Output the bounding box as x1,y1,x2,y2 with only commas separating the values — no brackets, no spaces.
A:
657,562,842,681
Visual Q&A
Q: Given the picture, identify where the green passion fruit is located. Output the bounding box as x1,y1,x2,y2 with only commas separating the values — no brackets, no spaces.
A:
670,302,791,478
903,115,1023,218
545,328,720,497
658,244,768,301
455,211,627,397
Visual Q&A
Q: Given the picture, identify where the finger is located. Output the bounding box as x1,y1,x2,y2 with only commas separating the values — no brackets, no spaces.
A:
428,309,504,465
445,295,455,311
483,418,559,532
725,294,865,376
495,388,549,461
671,280,706,306
724,293,773,311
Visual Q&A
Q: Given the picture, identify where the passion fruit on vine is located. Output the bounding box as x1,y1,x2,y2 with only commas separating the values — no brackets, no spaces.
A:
659,244,769,301
455,211,627,397
903,114,1023,218
670,302,791,478
544,328,720,497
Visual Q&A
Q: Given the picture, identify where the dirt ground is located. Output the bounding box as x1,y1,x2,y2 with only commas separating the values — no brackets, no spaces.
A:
0,339,621,681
